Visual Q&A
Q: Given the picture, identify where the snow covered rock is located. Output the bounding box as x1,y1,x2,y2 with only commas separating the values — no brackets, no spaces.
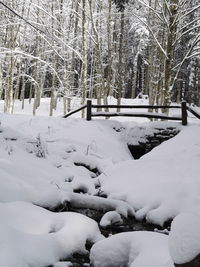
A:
100,211,123,227
169,213,200,266
90,231,174,267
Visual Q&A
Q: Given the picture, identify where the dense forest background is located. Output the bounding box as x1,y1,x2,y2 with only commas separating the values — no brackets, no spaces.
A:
0,0,199,115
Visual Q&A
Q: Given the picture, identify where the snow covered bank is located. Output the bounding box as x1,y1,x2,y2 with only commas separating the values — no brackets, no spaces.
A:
0,114,131,206
100,124,200,226
0,201,103,267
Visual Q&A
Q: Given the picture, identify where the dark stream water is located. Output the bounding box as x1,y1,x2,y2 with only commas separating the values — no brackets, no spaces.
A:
47,204,170,267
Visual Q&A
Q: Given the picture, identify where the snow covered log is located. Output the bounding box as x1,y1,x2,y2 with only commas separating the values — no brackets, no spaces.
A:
62,192,135,218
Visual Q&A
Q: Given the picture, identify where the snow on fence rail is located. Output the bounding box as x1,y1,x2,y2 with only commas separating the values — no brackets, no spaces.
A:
63,100,200,126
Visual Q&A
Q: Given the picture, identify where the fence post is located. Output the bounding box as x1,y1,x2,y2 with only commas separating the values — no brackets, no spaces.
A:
181,101,187,125
86,100,92,121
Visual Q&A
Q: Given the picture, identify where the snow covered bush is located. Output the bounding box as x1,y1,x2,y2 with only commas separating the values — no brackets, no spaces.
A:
35,134,48,158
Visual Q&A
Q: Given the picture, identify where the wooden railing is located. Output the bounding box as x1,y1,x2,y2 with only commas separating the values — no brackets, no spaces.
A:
63,104,87,118
187,105,200,120
64,100,200,126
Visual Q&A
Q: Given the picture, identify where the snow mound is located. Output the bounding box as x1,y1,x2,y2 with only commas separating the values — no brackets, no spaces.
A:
90,231,174,267
100,125,200,225
169,212,200,264
0,201,103,267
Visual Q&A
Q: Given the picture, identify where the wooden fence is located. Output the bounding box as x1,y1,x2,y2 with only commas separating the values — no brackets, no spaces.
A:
64,100,200,126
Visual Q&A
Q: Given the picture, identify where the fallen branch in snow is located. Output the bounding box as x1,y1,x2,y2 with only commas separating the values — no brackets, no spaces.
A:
61,192,135,219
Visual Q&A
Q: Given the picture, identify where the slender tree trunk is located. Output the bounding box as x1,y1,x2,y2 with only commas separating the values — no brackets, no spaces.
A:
162,0,178,112
81,0,88,118
104,0,113,111
5,53,14,113
117,10,125,111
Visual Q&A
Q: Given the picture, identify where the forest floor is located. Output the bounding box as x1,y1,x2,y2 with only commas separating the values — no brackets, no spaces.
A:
0,97,200,267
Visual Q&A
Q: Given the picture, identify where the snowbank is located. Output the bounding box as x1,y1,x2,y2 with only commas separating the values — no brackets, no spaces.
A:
100,125,200,225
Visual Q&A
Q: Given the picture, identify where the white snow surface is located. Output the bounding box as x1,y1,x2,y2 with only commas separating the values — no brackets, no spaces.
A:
0,114,131,205
169,212,200,264
0,98,200,266
0,201,103,267
100,124,200,226
0,112,133,266
90,231,174,267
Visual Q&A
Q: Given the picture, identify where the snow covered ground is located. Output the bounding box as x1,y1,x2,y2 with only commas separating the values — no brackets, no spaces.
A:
0,97,200,266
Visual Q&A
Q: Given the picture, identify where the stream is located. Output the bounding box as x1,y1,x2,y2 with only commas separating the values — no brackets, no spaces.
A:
47,125,179,266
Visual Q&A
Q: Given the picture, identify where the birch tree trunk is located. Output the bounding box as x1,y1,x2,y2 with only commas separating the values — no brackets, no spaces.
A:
104,0,113,111
81,0,88,118
89,0,106,111
162,0,178,111
117,10,125,111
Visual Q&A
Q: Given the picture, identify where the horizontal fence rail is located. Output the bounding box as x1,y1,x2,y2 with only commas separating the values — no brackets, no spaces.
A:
187,105,200,120
92,104,181,109
63,100,200,126
63,104,87,118
92,111,182,121
88,100,187,125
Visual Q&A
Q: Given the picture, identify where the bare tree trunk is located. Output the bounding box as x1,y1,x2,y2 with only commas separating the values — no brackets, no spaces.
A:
0,64,3,100
162,0,178,112
89,0,106,111
104,0,113,111
4,53,14,113
81,0,88,118
117,10,125,112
